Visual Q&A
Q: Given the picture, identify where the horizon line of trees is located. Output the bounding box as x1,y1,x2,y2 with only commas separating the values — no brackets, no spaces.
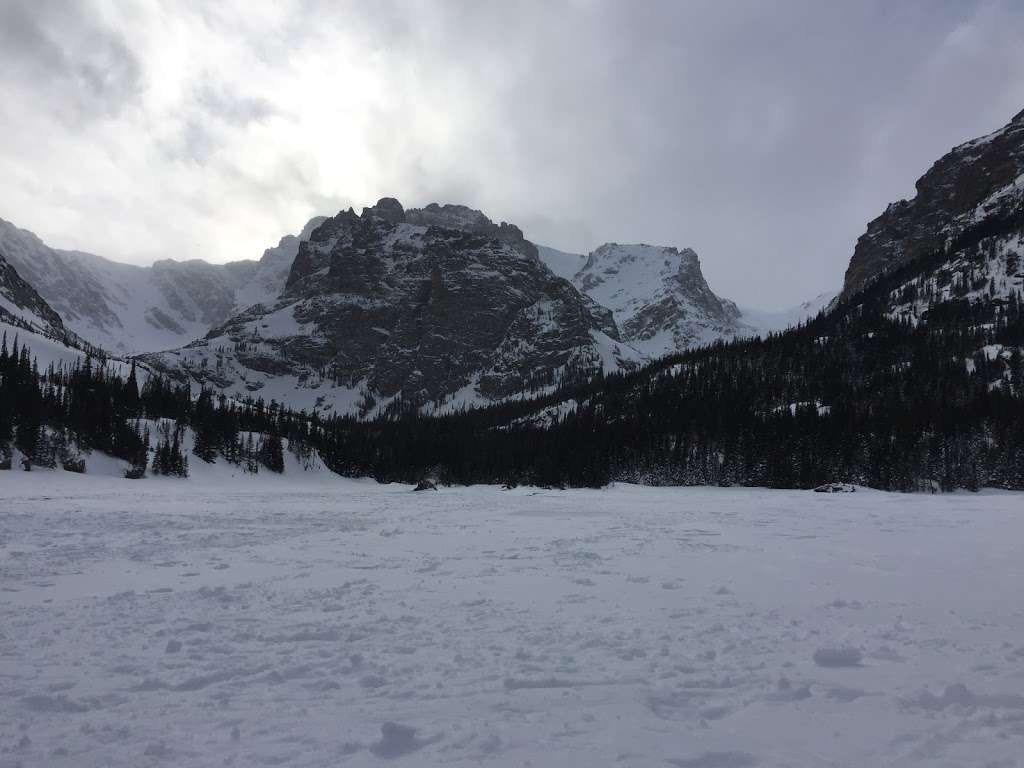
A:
2,229,1023,491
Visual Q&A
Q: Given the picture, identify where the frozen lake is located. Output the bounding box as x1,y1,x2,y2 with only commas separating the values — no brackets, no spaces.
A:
2,472,1023,767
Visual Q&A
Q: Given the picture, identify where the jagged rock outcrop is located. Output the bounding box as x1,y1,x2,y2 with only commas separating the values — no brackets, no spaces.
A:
565,243,747,357
0,251,65,336
537,243,830,351
144,199,639,416
0,216,325,354
843,108,1024,298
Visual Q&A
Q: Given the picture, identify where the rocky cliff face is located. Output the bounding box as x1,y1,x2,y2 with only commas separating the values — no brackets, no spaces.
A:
567,243,747,357
143,199,639,416
843,109,1024,298
536,243,831,354
0,216,325,354
0,251,66,336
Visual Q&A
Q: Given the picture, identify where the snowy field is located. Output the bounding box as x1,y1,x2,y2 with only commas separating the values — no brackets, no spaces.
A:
2,474,1024,767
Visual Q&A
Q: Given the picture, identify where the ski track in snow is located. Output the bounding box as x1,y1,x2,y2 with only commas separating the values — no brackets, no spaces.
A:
2,476,1024,767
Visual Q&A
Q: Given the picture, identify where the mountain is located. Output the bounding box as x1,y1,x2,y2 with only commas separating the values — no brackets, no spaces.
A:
843,108,1024,298
569,243,747,356
142,199,640,416
738,290,838,335
0,216,326,355
318,110,1023,490
231,216,329,310
537,242,831,356
3,109,1022,490
0,251,66,337
536,245,587,281
1,251,137,383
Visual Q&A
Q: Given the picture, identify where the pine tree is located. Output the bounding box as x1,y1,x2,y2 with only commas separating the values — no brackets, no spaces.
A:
258,434,284,473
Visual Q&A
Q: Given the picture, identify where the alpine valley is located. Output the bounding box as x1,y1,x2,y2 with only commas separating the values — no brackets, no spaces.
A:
1,198,822,417
1,109,1022,489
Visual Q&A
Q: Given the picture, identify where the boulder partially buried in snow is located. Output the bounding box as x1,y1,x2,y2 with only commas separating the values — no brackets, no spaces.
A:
813,483,857,493
369,722,439,758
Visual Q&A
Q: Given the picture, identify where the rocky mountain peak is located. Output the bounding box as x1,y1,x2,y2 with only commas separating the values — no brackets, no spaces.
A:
361,197,406,224
568,242,744,357
147,200,639,416
286,200,541,296
842,109,1024,297
406,202,536,257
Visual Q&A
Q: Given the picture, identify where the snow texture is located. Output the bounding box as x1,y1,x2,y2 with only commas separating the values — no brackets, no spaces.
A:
0,216,325,355
537,242,836,357
2,477,1023,766
738,290,838,336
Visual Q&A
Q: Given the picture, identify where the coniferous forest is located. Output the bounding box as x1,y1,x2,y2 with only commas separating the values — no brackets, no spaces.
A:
2,232,1022,491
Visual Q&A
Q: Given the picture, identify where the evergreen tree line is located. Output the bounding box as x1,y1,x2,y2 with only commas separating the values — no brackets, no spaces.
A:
310,237,1024,492
0,334,293,478
2,232,1023,491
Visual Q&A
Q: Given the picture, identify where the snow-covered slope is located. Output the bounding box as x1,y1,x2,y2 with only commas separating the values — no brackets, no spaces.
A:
537,242,832,356
0,251,66,338
0,216,326,355
144,199,641,417
568,243,747,357
232,216,328,311
536,244,587,281
0,319,83,371
1,251,154,393
3,420,335,481
738,290,838,335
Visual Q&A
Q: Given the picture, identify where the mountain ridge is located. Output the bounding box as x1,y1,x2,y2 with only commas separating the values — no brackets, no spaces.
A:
142,198,642,417
0,215,326,355
843,108,1024,298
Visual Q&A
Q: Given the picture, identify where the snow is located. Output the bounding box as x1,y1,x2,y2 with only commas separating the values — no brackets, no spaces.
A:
738,290,838,335
0,216,326,356
535,245,587,281
886,234,1024,327
589,327,644,372
0,295,54,337
0,319,147,384
576,245,705,357
565,243,755,358
241,303,310,338
2,479,1023,766
538,242,837,347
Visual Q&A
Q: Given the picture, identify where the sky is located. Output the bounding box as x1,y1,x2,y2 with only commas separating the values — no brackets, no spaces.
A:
2,1,1024,308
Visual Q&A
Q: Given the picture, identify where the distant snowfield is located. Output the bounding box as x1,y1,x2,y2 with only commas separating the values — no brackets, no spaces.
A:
2,478,1024,767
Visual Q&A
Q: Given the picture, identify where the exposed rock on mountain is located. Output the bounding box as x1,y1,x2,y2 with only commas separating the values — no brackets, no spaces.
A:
235,216,328,310
543,243,747,357
0,251,65,337
843,108,1024,298
0,216,325,354
537,243,832,354
143,199,640,416
483,112,1024,492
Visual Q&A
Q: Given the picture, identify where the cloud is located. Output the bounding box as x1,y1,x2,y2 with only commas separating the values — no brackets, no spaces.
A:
1,0,1023,307
0,0,142,120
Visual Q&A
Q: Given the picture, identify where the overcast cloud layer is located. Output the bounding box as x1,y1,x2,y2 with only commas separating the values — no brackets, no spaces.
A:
2,1,1024,307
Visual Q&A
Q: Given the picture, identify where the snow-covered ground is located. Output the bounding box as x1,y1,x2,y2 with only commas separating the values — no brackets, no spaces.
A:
2,477,1023,767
